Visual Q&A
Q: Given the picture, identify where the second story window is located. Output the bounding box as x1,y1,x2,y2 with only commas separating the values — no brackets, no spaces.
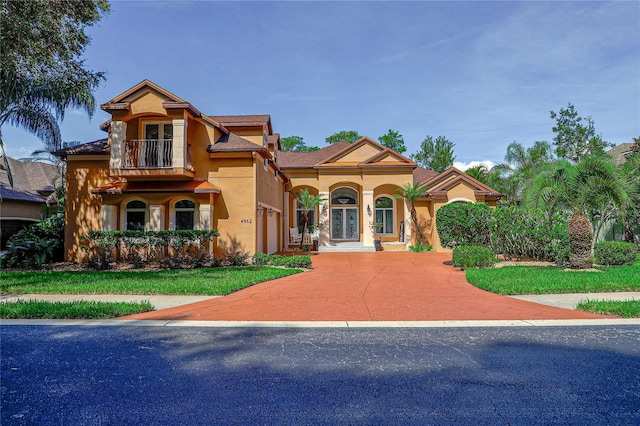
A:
145,123,173,140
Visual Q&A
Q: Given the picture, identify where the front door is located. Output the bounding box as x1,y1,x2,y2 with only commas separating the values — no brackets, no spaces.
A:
331,207,359,240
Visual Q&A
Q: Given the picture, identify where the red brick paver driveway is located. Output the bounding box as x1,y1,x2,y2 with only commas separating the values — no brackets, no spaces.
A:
124,252,606,321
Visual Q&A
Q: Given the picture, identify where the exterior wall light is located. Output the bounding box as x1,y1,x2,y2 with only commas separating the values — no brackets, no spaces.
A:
268,208,274,217
367,204,372,216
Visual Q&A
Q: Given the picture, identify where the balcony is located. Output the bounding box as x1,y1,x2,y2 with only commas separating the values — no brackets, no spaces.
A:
110,139,194,180
123,139,173,169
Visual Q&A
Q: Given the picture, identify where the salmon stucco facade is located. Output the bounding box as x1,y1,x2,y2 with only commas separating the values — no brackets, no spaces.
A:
58,80,501,262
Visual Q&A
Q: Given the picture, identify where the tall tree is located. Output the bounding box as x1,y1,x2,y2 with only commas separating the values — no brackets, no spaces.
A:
325,130,362,144
378,129,407,154
410,135,455,173
0,0,110,186
523,154,633,268
280,136,319,152
550,103,612,163
491,141,555,206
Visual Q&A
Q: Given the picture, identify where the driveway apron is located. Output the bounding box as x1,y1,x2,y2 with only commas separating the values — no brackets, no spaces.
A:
123,252,606,321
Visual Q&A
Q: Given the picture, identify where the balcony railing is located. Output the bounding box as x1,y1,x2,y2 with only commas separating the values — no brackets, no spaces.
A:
123,139,173,169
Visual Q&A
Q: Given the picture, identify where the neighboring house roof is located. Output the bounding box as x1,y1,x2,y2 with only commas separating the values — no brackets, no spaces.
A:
607,143,634,165
0,156,59,204
55,139,109,157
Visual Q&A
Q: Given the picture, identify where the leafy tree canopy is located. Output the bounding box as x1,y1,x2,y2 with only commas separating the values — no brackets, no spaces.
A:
550,103,612,163
280,135,319,152
410,135,456,173
378,129,407,154
325,130,362,144
0,0,110,186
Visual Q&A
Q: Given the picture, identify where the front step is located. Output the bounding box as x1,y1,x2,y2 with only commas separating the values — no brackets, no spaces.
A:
318,242,376,252
381,242,408,252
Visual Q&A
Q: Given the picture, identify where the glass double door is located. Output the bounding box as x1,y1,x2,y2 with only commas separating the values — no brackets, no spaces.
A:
331,208,359,240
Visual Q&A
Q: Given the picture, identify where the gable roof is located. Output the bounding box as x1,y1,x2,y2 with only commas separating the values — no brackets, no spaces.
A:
278,142,351,168
423,167,501,198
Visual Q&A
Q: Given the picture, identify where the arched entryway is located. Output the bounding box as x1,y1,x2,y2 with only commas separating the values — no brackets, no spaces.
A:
330,187,359,241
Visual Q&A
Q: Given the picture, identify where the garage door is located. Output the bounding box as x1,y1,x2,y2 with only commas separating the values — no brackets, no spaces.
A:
267,212,278,254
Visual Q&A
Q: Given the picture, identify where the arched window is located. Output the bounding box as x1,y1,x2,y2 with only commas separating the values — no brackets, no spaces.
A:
125,200,147,231
375,196,394,234
331,187,358,205
175,200,196,230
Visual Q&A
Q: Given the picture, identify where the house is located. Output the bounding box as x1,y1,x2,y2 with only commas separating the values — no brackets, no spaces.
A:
607,143,634,166
58,80,501,262
0,156,60,249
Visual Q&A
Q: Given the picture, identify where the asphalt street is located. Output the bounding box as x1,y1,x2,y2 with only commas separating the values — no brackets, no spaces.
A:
2,325,639,425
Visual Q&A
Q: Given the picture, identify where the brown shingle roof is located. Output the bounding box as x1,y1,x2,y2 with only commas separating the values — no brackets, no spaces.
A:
209,115,271,127
0,156,59,202
55,139,109,157
413,167,439,185
207,133,267,153
607,143,634,165
278,142,350,168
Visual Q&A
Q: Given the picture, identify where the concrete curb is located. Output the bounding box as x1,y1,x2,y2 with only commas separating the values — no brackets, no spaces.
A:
2,318,640,328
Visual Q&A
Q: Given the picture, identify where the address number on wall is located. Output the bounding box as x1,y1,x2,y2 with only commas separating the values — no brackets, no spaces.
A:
241,219,252,224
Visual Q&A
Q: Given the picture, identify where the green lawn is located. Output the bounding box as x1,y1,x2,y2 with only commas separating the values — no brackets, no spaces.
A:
576,300,640,318
466,262,640,295
0,300,154,319
0,266,303,296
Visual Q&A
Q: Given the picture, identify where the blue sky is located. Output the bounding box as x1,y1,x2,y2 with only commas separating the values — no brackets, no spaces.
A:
4,0,639,169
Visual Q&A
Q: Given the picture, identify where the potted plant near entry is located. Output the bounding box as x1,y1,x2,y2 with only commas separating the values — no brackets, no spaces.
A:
369,221,383,251
308,221,325,251
295,188,326,251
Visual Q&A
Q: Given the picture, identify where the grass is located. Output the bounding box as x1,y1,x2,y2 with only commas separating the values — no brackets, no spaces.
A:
576,300,640,318
0,300,154,319
465,261,640,295
0,266,303,296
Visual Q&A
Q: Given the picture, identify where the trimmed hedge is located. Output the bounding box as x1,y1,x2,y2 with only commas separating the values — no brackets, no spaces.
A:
594,242,638,266
252,253,313,269
452,246,497,269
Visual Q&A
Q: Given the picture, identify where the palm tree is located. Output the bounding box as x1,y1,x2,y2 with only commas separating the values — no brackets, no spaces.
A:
0,66,101,187
394,182,429,245
295,188,326,240
523,154,634,268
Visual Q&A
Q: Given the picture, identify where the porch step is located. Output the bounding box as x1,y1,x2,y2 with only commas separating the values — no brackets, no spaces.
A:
318,242,376,252
381,242,408,252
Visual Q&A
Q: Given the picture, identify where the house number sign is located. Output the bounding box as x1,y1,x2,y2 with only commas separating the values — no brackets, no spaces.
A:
241,219,252,224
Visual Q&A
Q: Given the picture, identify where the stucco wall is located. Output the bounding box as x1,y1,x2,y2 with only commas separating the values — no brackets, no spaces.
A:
64,156,112,262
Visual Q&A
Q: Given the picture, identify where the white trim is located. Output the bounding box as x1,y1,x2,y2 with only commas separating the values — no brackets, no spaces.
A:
447,197,474,204
169,197,198,230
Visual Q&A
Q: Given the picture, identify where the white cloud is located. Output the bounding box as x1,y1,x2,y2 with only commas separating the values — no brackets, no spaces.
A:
453,160,497,172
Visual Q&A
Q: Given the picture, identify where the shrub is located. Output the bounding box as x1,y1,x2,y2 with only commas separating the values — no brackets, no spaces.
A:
409,244,432,252
252,252,270,266
4,212,65,268
491,207,570,262
452,246,497,269
160,251,217,269
594,242,637,266
436,202,492,248
223,251,250,267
